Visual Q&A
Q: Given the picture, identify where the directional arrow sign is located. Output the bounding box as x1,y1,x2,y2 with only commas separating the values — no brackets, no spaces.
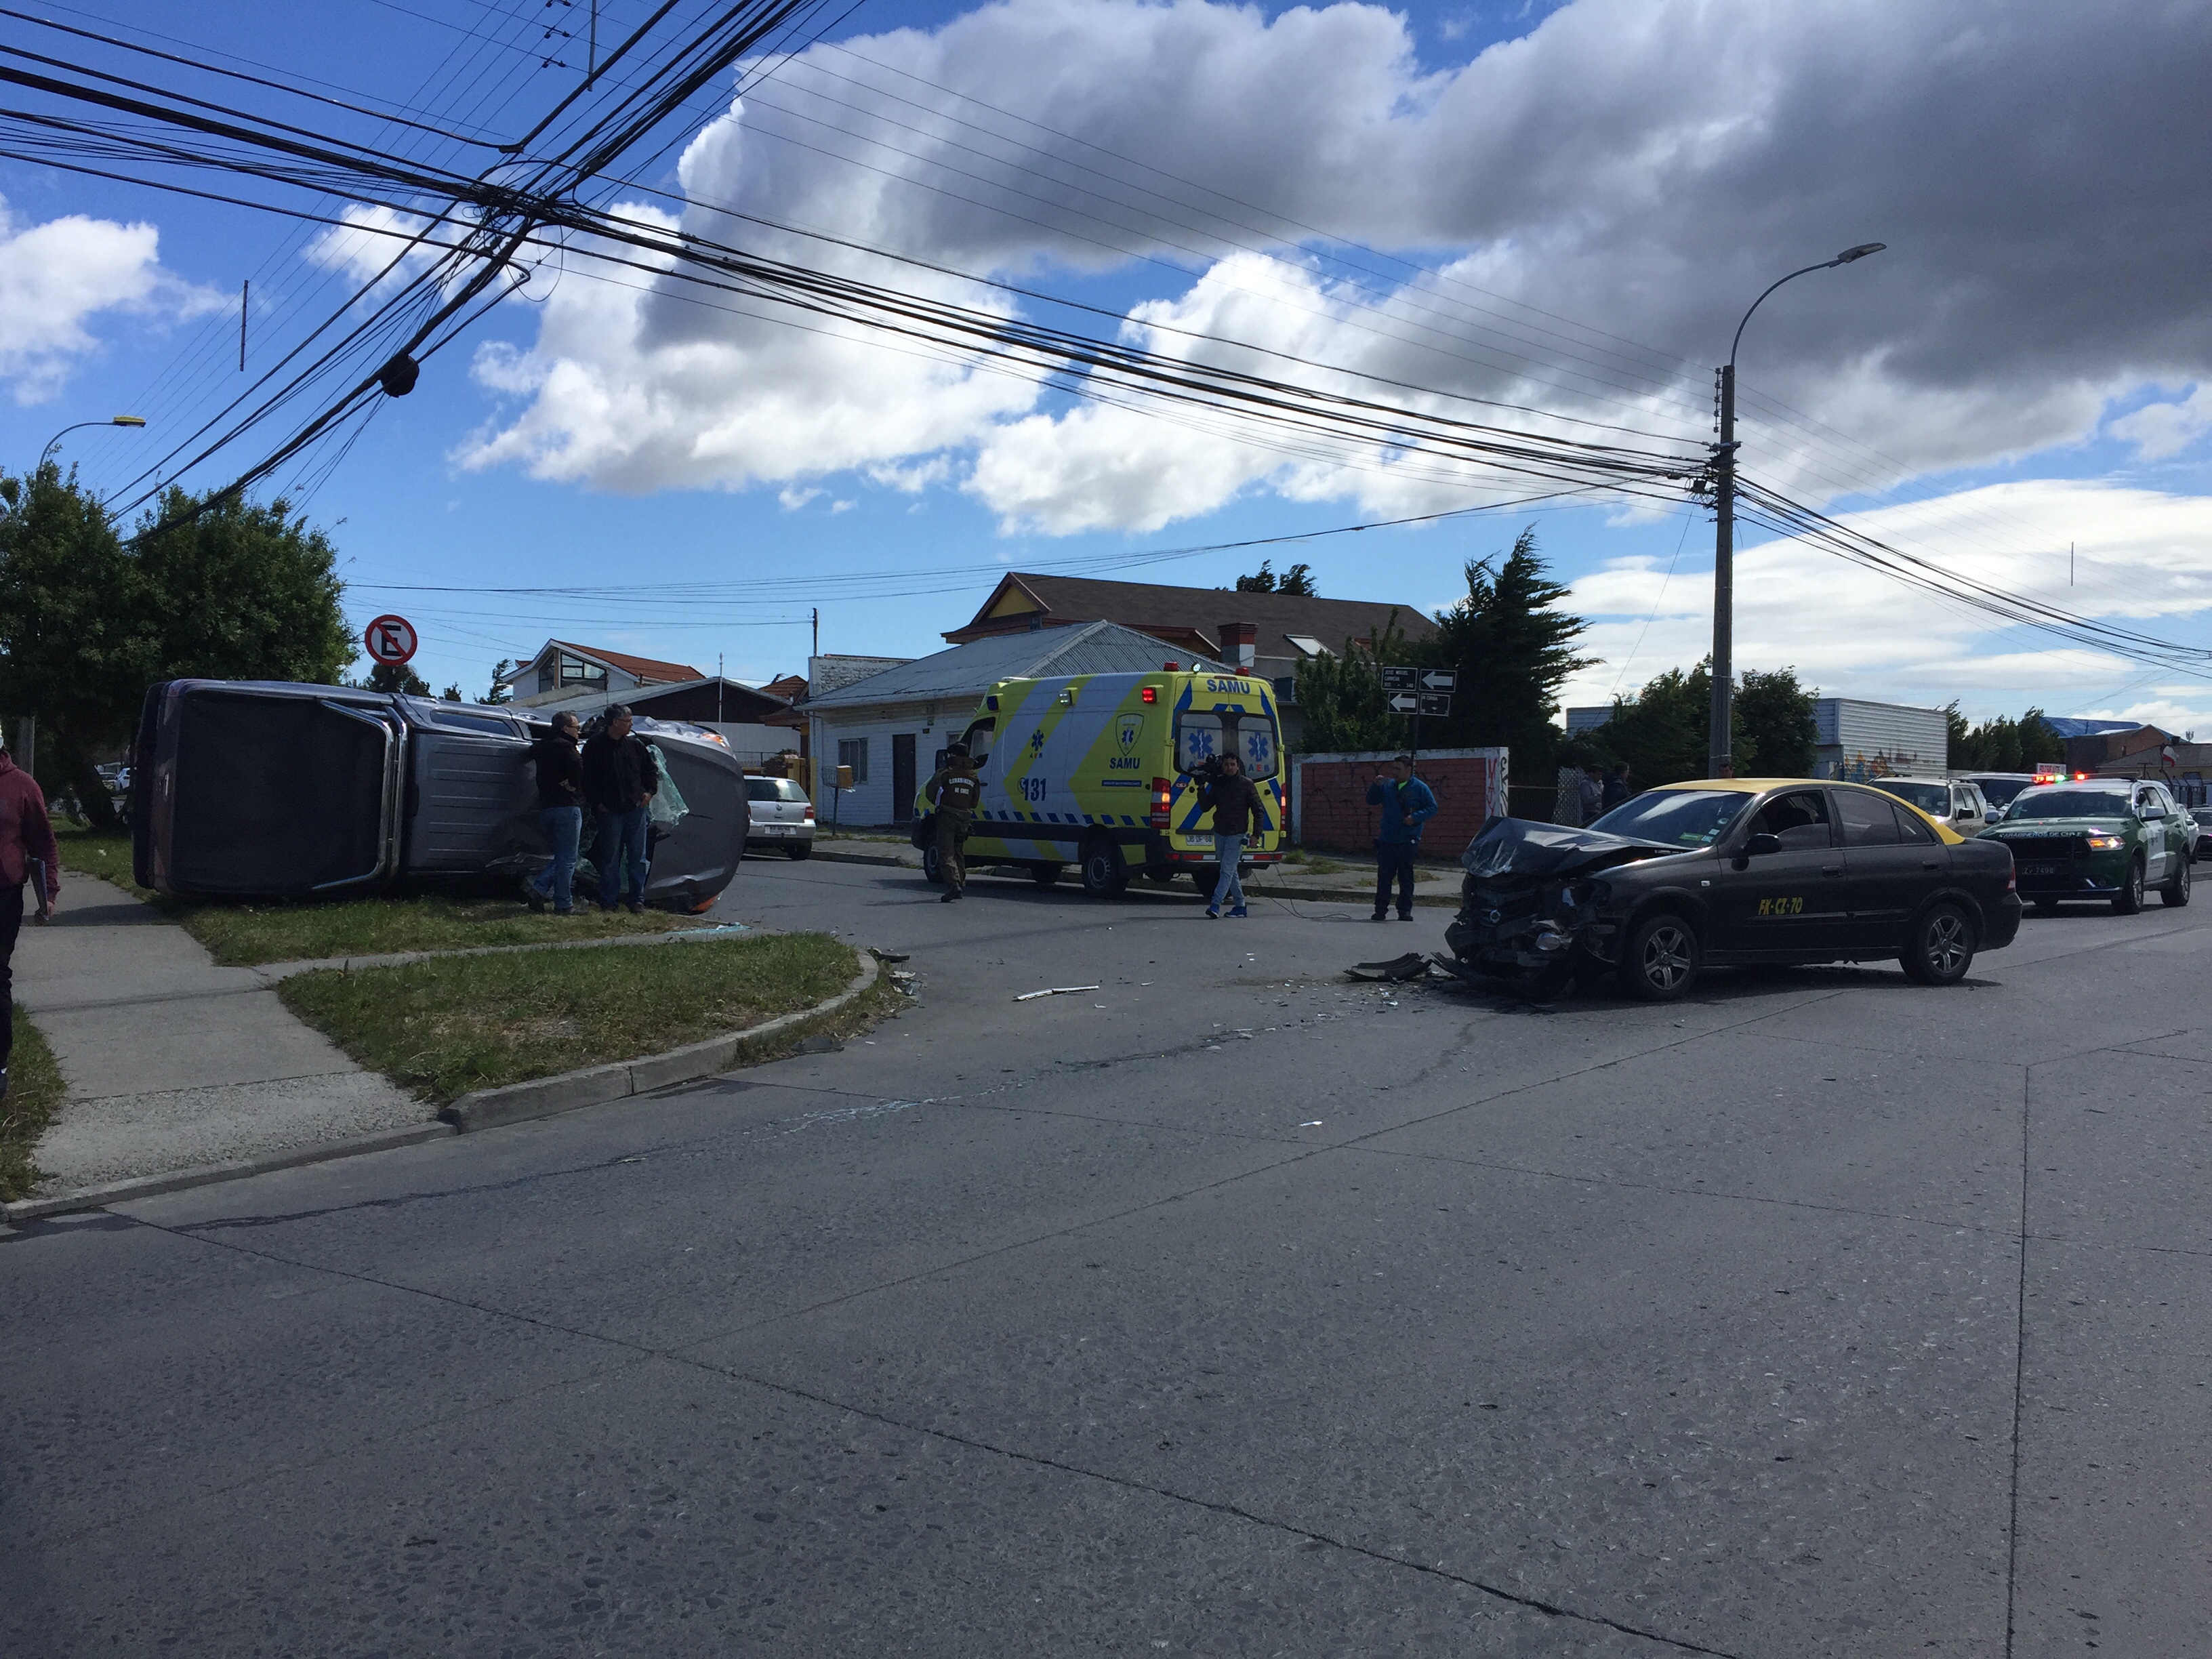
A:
1386,693,1421,713
1379,665,1419,693
1418,692,1452,716
1420,668,1457,691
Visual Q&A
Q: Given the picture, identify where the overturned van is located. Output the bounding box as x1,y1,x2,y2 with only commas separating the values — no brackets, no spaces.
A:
129,679,750,910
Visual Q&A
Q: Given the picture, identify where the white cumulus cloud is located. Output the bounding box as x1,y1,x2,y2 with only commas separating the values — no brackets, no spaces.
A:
0,195,223,404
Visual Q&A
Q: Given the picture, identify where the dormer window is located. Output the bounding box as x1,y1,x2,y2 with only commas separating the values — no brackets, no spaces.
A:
558,654,607,689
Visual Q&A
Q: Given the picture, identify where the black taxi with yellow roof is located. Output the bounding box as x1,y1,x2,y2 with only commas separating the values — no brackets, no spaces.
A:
1441,777,2022,1000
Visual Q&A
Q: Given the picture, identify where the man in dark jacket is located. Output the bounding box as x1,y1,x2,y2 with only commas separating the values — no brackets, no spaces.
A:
1366,755,1437,921
525,711,586,915
1198,753,1265,918
0,743,59,1099
922,744,981,902
1601,762,1632,811
581,705,657,913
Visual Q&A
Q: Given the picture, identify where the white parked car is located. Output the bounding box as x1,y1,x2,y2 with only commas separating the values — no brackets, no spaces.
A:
1870,775,1996,833
744,775,815,858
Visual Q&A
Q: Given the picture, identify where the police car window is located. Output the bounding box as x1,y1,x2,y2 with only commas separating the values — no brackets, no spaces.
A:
2011,788,2129,819
1893,802,1936,843
1587,789,1750,846
1750,790,1832,849
1837,788,1898,846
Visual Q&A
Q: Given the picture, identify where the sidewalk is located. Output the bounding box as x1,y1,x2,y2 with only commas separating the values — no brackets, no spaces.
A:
13,878,432,1195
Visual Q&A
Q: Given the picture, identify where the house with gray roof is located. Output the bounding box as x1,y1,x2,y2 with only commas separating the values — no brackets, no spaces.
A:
804,620,1226,825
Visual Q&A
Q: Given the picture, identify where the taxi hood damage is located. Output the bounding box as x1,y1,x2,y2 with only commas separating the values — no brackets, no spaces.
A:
1441,817,1681,991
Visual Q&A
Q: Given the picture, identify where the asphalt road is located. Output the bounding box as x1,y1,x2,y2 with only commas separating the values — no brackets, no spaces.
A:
6,853,2207,1657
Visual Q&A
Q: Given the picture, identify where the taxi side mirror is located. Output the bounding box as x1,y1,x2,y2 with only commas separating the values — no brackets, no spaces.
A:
1743,832,1782,857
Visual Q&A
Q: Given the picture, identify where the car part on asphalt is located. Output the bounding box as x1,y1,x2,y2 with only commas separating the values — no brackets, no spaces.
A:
1344,953,1430,982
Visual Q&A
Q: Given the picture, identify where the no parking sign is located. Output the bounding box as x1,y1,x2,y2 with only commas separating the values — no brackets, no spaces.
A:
363,614,419,666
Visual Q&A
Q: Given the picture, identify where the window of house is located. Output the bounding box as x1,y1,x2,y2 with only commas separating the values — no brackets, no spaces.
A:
559,655,608,689
838,737,869,783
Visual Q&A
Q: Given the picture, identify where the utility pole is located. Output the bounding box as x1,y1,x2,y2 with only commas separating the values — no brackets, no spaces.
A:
1707,243,1885,778
811,606,819,659
239,281,249,371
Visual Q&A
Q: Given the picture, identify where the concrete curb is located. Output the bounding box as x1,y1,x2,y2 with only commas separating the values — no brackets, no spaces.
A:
1,1120,456,1228
249,922,757,983
441,952,881,1134
808,846,918,869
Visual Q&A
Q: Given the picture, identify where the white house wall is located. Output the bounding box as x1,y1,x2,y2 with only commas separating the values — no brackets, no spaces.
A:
808,703,971,825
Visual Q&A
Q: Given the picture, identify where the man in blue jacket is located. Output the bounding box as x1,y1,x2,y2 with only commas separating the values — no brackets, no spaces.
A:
1366,755,1438,921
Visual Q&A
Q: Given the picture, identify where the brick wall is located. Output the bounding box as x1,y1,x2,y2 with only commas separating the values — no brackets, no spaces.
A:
1290,748,1508,856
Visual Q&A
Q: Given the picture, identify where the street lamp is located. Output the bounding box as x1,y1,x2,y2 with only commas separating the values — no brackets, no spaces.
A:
38,414,148,472
1706,244,1884,777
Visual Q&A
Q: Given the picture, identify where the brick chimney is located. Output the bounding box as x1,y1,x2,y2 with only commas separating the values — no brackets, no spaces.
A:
1218,621,1257,672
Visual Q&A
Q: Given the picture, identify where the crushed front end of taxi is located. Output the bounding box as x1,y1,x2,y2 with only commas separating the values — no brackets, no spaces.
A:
1438,817,1677,991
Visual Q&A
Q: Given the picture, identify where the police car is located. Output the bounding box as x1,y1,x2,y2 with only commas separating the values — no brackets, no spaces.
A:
1442,778,2023,1000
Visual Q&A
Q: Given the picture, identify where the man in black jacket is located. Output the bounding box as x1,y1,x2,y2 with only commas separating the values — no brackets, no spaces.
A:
1198,752,1265,919
582,705,658,913
525,711,585,914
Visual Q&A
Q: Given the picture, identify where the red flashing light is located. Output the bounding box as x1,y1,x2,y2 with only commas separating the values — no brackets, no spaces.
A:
1149,776,1172,829
1141,686,1157,703
1162,659,1180,671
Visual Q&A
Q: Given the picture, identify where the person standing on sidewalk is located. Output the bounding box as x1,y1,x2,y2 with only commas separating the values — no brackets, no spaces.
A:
0,741,59,1099
525,711,586,915
1200,752,1265,918
1602,762,1632,812
922,744,981,902
1366,755,1437,921
582,705,657,914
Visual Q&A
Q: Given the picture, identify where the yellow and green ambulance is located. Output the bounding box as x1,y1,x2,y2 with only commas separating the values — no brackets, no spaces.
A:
912,668,1286,897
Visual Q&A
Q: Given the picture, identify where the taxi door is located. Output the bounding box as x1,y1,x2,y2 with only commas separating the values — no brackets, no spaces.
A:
1836,785,1945,948
1708,787,1851,955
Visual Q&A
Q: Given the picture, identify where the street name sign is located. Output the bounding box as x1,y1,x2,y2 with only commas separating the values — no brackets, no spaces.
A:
1379,665,1419,692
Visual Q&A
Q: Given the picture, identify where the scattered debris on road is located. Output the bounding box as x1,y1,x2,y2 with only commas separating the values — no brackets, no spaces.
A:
1015,984,1102,1001
869,947,912,963
1345,953,1430,982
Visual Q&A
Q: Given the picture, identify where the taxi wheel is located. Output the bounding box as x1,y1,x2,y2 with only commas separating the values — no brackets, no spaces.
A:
1080,836,1129,899
1902,901,1975,985
2112,857,2145,916
920,844,944,885
2162,855,2192,907
1621,913,1700,1001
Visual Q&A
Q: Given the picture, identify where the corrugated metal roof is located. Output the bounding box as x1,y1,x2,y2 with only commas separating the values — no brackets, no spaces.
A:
802,621,1221,710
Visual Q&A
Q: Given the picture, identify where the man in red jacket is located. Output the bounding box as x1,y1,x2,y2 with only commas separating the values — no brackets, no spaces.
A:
0,743,59,1099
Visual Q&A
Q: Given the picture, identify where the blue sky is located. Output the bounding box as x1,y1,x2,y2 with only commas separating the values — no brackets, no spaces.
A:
5,0,2209,728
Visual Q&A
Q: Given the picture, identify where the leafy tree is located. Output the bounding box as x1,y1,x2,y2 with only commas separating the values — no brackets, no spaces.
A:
441,683,464,701
1734,667,1818,776
485,658,518,704
0,470,354,830
1292,611,1413,753
1419,527,1591,773
363,662,432,697
1946,704,2064,771
1233,559,1315,596
1577,660,1762,787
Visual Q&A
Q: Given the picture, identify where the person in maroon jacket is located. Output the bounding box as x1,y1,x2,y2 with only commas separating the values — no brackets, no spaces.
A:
0,743,59,1099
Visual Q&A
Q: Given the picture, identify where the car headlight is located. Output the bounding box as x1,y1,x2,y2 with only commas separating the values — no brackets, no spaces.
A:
2085,833,2125,851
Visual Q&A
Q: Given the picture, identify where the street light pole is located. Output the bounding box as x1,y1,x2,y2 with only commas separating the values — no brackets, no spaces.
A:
37,414,148,473
1707,245,1884,777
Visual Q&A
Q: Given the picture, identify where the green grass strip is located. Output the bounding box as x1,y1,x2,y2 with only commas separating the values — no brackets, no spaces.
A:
52,826,693,966
279,933,857,1105
2,1010,68,1202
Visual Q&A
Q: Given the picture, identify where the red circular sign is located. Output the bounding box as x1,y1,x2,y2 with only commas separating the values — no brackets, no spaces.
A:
363,613,419,665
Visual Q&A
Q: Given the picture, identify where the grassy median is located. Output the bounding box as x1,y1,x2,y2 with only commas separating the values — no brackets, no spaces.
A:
52,827,690,966
278,933,861,1105
1,1012,68,1202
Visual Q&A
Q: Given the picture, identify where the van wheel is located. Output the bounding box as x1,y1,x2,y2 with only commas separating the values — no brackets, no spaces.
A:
1901,901,1975,985
920,844,944,885
1080,837,1128,898
1620,913,1700,1001
2162,855,2191,907
1189,866,1216,896
1031,862,1063,887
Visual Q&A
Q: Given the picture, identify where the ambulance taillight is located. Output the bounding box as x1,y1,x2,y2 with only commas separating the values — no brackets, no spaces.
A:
1149,777,1172,828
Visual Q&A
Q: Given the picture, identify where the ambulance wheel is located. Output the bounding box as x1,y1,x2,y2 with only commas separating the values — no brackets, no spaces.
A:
1031,862,1064,887
1188,867,1216,895
920,844,945,885
1079,836,1129,899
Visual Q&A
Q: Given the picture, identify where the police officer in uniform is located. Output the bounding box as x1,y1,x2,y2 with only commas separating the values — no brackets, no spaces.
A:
924,743,982,902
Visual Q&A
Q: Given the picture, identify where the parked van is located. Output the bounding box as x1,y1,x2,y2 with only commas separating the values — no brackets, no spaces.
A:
912,670,1285,897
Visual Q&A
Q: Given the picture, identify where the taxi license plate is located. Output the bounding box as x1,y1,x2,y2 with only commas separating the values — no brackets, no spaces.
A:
2022,862,2062,877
